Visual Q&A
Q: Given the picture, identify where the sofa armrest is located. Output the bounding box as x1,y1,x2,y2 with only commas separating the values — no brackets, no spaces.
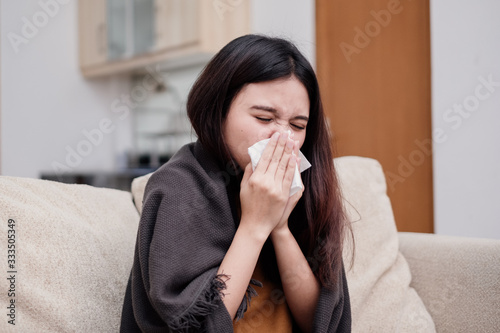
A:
398,232,500,333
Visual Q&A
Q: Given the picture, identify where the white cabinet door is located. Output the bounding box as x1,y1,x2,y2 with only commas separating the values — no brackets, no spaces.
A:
79,0,108,68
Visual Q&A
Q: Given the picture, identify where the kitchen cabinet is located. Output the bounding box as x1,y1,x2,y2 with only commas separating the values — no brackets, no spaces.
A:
79,0,250,78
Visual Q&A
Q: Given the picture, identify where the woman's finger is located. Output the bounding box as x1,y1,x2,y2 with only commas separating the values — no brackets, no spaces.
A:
274,137,295,182
267,132,291,176
254,132,280,173
282,153,297,193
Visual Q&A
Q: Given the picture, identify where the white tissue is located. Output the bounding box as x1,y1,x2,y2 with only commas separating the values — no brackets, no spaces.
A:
247,136,312,197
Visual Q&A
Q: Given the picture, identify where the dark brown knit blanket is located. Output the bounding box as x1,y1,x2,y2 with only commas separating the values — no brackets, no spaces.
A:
120,141,351,332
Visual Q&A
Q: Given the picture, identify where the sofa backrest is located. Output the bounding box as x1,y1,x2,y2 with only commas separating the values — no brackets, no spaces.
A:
0,177,139,332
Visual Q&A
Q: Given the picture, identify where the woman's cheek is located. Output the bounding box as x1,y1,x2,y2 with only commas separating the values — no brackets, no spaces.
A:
298,131,307,148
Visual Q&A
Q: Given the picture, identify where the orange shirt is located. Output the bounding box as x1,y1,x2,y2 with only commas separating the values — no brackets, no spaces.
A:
233,259,293,333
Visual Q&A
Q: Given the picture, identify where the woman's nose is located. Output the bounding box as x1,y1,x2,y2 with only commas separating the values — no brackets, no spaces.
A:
264,126,293,141
271,122,291,133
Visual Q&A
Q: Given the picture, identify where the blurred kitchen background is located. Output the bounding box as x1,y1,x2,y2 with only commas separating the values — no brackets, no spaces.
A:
1,0,499,239
1,0,316,188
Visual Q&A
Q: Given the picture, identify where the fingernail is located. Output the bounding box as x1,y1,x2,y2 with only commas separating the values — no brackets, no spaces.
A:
271,132,280,141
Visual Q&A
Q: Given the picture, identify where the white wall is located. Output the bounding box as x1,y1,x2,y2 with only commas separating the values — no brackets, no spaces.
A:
251,0,316,68
1,0,133,179
431,0,500,239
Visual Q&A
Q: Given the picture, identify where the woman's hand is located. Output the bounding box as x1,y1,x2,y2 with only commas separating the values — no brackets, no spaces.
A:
239,131,298,240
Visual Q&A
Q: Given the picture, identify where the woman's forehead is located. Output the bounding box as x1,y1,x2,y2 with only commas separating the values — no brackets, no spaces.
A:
234,78,310,115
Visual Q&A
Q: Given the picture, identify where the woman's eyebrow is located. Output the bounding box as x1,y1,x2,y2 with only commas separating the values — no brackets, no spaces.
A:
250,105,309,121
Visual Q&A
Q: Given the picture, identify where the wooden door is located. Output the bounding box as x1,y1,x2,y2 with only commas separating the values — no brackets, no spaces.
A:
316,0,433,233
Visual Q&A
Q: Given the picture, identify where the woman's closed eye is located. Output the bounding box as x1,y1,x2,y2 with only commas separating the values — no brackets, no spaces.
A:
256,117,272,122
291,123,306,130
256,117,306,130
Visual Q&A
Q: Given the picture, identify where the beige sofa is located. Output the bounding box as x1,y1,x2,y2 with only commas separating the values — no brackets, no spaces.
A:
1,156,498,332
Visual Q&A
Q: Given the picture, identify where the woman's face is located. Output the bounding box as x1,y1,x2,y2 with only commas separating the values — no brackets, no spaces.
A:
223,75,310,169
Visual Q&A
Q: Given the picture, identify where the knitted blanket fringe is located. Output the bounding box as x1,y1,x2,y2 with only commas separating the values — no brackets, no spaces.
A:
168,274,228,332
235,279,263,321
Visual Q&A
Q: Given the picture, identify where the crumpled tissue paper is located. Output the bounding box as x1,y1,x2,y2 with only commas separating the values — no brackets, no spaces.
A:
247,136,312,197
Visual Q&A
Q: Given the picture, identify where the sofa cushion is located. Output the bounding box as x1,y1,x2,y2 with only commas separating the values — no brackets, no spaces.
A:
0,176,139,333
335,156,435,332
131,156,436,332
131,171,149,215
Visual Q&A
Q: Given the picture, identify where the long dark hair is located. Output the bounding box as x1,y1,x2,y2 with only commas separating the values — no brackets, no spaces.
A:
187,34,349,288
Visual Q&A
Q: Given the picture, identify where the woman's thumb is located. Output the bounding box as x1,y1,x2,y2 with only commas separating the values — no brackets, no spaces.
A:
241,163,253,184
